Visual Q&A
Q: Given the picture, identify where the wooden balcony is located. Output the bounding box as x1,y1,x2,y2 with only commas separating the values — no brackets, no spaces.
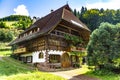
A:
14,47,26,54
50,30,77,38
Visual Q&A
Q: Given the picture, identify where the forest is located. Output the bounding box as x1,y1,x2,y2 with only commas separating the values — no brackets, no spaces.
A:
73,7,120,31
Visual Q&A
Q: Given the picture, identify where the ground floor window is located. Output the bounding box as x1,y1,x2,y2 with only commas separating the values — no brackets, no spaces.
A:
26,56,32,63
49,55,60,63
20,56,32,63
20,57,26,63
39,52,44,58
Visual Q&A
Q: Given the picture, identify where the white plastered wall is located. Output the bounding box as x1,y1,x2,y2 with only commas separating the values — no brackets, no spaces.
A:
32,50,46,63
20,50,65,63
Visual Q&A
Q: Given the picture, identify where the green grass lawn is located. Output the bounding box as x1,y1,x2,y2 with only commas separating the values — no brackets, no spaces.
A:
0,42,12,56
0,50,12,56
73,65,119,80
85,67,120,80
0,57,66,80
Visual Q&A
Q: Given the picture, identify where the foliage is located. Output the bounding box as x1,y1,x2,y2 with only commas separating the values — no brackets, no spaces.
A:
0,21,8,28
64,34,83,46
87,22,120,70
73,7,120,31
69,51,87,57
12,18,32,30
0,29,14,42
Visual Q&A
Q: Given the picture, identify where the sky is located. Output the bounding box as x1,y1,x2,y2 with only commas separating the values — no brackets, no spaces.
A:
0,0,120,18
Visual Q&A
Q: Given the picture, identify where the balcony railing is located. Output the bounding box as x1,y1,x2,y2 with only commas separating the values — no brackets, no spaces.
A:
50,30,77,38
14,47,26,54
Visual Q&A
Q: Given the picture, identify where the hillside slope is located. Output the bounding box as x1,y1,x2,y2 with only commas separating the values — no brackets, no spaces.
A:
0,15,32,30
0,56,66,80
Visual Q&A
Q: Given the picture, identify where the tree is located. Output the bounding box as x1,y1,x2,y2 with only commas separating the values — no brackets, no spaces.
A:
0,22,7,28
87,22,120,70
82,9,100,31
0,29,14,42
73,9,77,16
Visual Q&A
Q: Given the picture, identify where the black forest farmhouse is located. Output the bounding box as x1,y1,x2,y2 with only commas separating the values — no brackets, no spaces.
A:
10,4,90,69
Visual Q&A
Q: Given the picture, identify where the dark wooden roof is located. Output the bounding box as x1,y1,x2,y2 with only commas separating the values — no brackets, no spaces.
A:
10,4,90,45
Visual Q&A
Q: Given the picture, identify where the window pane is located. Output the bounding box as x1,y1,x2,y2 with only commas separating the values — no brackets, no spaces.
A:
39,52,44,58
49,55,60,63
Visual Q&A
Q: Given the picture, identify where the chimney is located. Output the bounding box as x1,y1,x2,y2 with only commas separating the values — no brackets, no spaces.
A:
51,9,54,12
33,16,39,23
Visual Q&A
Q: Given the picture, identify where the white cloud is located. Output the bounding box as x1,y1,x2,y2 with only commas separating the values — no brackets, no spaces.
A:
86,0,120,10
13,4,29,16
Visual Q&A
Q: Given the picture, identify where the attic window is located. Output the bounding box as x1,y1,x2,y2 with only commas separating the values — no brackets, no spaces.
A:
71,20,84,28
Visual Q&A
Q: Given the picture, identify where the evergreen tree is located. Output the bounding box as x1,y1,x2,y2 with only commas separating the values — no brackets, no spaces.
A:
87,22,120,70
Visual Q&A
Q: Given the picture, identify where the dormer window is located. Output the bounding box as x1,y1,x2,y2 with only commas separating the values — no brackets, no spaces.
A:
37,28,40,32
30,31,32,34
24,34,25,37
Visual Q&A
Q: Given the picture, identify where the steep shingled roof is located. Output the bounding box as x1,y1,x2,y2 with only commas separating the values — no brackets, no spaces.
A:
10,4,90,45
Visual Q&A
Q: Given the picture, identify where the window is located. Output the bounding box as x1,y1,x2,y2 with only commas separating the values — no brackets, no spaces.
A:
49,55,60,63
20,57,26,63
37,28,40,32
71,30,79,36
39,52,44,58
30,31,32,34
26,56,32,63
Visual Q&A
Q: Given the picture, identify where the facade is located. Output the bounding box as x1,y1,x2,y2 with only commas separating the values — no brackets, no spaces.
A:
10,4,90,70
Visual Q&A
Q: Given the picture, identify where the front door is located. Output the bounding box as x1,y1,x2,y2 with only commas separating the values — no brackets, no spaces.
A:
61,53,71,68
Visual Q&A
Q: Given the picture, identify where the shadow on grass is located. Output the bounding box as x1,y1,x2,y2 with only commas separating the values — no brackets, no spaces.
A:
69,74,99,80
0,56,34,76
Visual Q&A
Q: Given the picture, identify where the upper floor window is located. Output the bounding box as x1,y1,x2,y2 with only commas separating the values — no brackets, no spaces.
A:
39,52,44,58
71,30,79,36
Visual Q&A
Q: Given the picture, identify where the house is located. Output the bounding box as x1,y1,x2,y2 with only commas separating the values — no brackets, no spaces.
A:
10,4,90,70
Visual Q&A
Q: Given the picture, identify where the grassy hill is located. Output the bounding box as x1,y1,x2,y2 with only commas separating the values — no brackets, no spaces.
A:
0,56,66,80
4,21,18,29
0,15,32,30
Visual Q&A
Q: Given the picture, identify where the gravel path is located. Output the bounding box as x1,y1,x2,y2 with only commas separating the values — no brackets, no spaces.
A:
50,68,100,80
